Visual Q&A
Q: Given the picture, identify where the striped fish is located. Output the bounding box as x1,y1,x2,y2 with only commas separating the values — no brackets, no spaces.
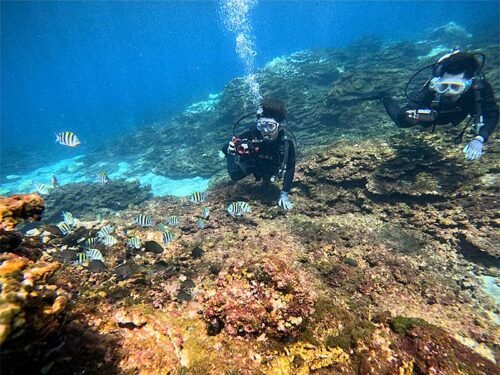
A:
98,225,114,238
83,237,98,248
57,222,73,235
162,230,175,244
156,223,167,232
75,252,89,265
196,218,205,230
34,183,50,195
190,191,207,203
127,237,142,249
201,207,210,219
227,201,252,218
96,170,109,185
62,211,75,226
134,214,153,227
86,248,104,262
100,234,118,247
55,131,80,147
167,215,180,226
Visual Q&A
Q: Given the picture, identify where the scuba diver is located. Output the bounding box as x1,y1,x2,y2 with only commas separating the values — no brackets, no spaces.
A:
382,48,498,160
221,98,296,210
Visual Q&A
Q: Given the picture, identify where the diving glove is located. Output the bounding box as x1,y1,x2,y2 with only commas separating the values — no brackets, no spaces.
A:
278,191,293,210
227,137,237,155
463,136,484,161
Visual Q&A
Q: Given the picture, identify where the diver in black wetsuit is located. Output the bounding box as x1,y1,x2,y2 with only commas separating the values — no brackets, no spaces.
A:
221,98,296,210
382,49,498,160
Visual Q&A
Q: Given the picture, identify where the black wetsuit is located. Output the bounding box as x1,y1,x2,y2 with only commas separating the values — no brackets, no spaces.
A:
383,79,498,142
221,126,296,193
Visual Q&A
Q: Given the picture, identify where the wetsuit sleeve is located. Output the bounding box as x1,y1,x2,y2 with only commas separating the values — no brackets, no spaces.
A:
281,140,295,193
382,86,435,128
476,81,499,143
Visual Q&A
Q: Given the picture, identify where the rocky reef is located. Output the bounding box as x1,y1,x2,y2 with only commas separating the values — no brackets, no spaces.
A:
1,25,499,374
42,179,152,223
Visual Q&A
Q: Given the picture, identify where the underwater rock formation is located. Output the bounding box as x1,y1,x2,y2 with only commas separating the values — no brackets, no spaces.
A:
0,194,44,253
0,194,44,231
42,179,152,222
203,256,315,338
0,253,69,348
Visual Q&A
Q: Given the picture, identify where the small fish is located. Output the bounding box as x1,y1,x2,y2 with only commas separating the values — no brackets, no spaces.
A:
156,223,167,232
127,237,142,249
190,191,207,203
196,218,205,229
61,211,75,226
101,234,118,247
86,248,104,262
51,175,58,188
134,214,153,227
55,131,80,147
96,170,109,185
167,215,180,226
57,222,72,235
83,237,98,248
96,213,103,223
201,207,210,219
34,183,50,195
162,230,175,244
75,252,89,265
227,201,252,218
98,225,114,238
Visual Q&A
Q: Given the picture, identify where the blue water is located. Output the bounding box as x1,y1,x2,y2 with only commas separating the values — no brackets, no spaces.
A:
1,1,498,187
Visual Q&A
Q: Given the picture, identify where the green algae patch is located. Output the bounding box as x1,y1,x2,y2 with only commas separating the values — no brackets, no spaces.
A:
389,316,429,336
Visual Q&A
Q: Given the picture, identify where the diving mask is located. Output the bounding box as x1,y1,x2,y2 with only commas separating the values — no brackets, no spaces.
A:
256,117,279,134
429,76,472,95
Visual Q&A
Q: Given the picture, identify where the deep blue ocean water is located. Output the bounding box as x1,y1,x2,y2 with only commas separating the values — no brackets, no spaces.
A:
1,0,498,190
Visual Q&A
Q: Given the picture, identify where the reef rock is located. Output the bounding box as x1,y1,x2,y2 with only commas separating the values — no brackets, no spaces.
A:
0,253,69,346
203,256,315,338
0,194,44,232
42,179,152,222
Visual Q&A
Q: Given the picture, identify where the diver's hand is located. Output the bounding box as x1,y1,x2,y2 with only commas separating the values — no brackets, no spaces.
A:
227,137,238,155
278,191,293,210
463,136,484,160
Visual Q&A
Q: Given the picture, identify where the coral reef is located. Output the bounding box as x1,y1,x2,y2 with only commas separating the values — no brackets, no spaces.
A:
1,25,499,374
0,253,69,349
42,179,152,222
203,256,315,338
0,194,44,231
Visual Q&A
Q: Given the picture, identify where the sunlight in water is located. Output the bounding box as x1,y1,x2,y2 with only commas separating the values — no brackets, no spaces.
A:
220,0,262,105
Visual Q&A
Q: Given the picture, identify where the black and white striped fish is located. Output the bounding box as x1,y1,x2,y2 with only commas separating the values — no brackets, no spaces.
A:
57,222,73,235
34,183,50,195
98,225,114,238
127,237,142,249
62,211,75,226
227,201,252,218
162,230,175,244
134,214,153,227
190,191,207,203
167,215,180,226
100,234,118,247
96,170,109,185
55,131,80,147
75,252,89,265
86,248,104,262
83,237,98,248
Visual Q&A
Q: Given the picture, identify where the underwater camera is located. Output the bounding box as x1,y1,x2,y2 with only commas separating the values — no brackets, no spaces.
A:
234,138,262,156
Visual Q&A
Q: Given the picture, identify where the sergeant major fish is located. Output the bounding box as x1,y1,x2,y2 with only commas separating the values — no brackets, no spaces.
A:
227,201,252,218
96,170,109,185
127,237,142,249
201,207,210,219
162,230,175,244
34,183,50,195
55,131,80,147
134,214,154,227
167,215,180,226
190,191,207,203
86,248,104,262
